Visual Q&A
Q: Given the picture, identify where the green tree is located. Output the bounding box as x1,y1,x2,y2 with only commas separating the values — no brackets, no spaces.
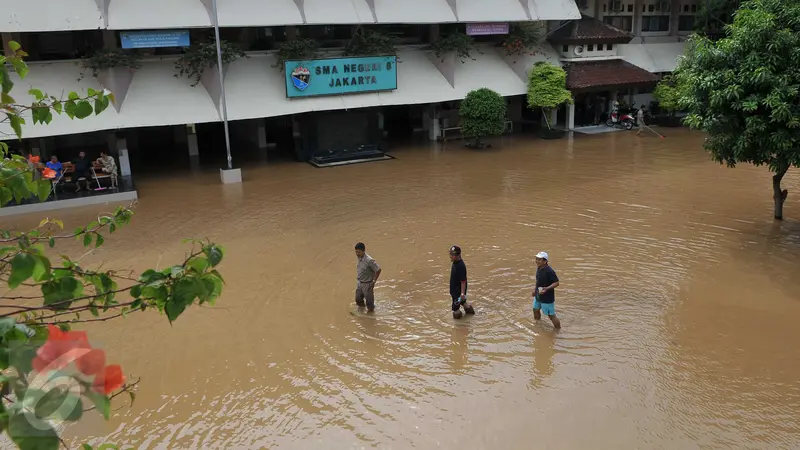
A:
526,62,572,131
653,74,681,117
1,43,226,450
459,88,507,148
694,0,742,37
675,0,800,220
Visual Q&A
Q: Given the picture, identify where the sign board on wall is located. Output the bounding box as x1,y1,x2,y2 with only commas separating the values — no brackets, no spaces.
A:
465,23,510,35
120,30,190,49
284,56,398,99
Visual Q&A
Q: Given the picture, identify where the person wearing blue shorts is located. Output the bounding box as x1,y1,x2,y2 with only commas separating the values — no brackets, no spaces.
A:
533,251,561,329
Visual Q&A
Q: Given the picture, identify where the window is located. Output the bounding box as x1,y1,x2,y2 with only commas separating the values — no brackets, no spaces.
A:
683,4,689,12
604,15,633,31
678,15,695,31
648,4,655,12
598,44,605,50
19,31,104,61
603,3,607,11
607,43,613,50
641,15,670,32
627,4,633,12
691,4,697,12
587,44,594,51
562,45,569,52
298,25,353,47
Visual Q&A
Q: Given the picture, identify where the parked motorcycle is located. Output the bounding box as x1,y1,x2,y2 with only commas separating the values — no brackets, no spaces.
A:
606,110,635,130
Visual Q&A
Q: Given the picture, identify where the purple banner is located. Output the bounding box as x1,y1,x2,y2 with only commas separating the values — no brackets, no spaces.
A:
466,23,510,36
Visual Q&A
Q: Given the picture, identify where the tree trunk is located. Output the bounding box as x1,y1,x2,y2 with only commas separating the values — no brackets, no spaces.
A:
542,108,552,131
772,168,789,220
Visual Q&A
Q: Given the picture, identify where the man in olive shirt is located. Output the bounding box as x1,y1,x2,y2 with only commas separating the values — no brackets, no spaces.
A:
354,242,381,312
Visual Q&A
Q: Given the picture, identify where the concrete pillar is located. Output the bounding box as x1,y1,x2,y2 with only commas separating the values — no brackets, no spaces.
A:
550,108,558,128
633,0,643,38
116,137,132,177
2,32,22,57
669,0,680,37
187,124,200,172
427,105,441,141
567,103,576,130
428,24,440,44
102,30,117,50
286,27,298,41
256,120,268,161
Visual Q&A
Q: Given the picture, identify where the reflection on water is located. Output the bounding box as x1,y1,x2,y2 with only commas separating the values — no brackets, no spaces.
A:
4,128,800,449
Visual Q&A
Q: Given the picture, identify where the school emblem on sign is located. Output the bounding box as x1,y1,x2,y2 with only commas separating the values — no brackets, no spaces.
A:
290,65,311,91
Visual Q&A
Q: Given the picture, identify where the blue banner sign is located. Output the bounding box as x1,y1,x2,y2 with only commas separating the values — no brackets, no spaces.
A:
120,30,190,49
284,56,398,98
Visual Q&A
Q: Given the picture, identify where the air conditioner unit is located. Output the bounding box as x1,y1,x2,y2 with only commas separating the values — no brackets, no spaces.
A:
657,1,670,11
610,1,623,12
573,45,585,56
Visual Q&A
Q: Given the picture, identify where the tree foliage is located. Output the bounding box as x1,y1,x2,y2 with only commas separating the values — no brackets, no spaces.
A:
653,74,681,116
343,28,397,58
526,62,572,130
459,88,507,145
174,40,246,86
674,0,800,219
0,43,226,449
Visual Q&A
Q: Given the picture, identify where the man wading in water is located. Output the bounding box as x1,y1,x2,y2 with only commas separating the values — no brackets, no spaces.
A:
533,252,561,329
355,243,381,312
449,246,475,319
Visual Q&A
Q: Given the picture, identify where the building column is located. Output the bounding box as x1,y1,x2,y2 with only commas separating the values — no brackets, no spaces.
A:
567,103,576,130
256,120,268,162
428,24,440,44
102,30,117,49
633,0,643,41
116,137,132,178
426,105,441,141
2,32,21,57
286,27,298,41
187,124,200,172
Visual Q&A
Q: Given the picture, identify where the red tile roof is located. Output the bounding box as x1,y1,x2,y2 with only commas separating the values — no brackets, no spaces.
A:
565,59,660,90
548,15,634,44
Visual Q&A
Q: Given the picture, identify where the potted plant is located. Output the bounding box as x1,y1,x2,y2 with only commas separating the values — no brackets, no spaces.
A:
653,74,683,127
274,38,319,71
501,22,544,63
79,49,142,81
527,62,572,139
343,28,397,57
175,40,247,86
431,31,479,63
459,88,508,148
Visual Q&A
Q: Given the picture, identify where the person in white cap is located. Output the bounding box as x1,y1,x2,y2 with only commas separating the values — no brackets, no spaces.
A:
533,251,561,329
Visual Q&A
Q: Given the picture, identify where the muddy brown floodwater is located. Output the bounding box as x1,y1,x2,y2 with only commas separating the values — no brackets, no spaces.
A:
2,128,800,449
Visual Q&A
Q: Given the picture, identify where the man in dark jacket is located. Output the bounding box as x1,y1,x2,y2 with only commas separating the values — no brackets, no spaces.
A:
449,245,475,319
533,251,561,329
72,151,91,191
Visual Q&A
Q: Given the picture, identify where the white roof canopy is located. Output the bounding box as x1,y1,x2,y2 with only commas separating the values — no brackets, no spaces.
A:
0,0,104,32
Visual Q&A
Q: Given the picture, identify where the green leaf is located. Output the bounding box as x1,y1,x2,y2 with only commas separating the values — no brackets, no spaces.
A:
83,233,93,247
74,100,93,119
68,92,79,101
8,411,59,450
130,285,142,298
0,317,17,337
165,278,198,322
8,41,21,52
32,388,81,421
11,58,29,79
204,245,224,267
0,187,13,206
31,255,51,282
6,113,23,139
85,390,111,420
95,234,105,248
1,92,14,104
87,87,96,96
36,180,51,202
9,253,36,289
28,88,44,100
187,256,209,274
95,96,109,115
41,277,82,309
90,304,99,317
82,445,93,450
52,101,62,114
48,238,55,248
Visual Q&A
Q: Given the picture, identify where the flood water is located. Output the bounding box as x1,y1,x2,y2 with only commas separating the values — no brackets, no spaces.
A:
3,128,800,449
